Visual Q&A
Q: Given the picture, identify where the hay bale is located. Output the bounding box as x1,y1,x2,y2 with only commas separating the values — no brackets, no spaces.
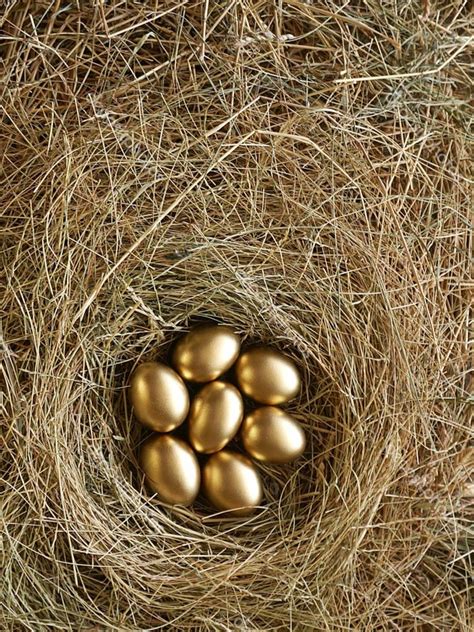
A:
1,2,471,630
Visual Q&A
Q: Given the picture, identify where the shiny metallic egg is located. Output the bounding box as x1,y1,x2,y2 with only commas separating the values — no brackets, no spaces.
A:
202,450,263,516
129,362,189,432
189,381,244,454
172,325,240,383
235,347,301,404
140,434,200,506
241,406,306,463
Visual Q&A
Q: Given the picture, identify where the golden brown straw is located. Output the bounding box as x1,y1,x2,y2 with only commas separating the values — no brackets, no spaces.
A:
1,2,472,630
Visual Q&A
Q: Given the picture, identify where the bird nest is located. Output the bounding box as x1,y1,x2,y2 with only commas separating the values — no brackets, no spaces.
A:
1,2,472,630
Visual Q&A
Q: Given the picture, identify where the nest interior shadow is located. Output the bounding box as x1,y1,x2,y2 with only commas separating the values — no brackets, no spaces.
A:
1,2,472,630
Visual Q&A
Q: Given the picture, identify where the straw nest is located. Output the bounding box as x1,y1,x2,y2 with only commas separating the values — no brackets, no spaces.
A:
1,2,472,630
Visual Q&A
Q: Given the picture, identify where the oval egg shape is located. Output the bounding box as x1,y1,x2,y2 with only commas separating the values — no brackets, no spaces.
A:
140,434,200,506
242,406,306,463
129,362,189,432
203,450,263,516
172,325,240,383
235,347,301,404
189,381,244,454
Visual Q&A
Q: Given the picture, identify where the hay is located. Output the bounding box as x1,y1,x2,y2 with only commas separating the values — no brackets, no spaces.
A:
1,1,472,630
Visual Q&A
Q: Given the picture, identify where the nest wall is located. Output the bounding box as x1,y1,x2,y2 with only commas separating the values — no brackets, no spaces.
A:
1,2,472,630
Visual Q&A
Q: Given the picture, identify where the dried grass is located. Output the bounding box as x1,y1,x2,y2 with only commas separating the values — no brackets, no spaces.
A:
1,1,472,630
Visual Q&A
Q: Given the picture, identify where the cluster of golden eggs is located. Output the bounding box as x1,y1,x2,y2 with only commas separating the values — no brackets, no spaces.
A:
129,325,305,516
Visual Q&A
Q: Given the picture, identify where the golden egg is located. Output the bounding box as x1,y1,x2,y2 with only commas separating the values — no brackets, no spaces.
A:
189,381,244,454
139,434,200,506
242,406,306,463
172,325,240,382
235,347,301,404
129,362,189,432
202,450,263,516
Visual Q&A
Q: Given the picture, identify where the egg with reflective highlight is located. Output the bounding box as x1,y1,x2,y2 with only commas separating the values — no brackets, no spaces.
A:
140,434,200,505
172,325,240,383
189,381,244,454
203,450,263,516
129,362,189,432
241,406,306,463
235,347,301,404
